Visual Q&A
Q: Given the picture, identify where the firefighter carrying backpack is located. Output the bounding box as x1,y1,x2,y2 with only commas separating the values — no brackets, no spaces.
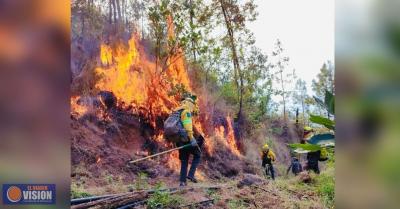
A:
292,160,302,174
164,109,184,143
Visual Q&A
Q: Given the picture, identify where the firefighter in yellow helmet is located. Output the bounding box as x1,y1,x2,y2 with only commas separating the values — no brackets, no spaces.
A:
261,143,276,180
174,94,203,187
302,126,313,143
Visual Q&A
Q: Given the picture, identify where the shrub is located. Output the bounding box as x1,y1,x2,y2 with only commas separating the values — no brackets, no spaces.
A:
227,199,247,209
205,188,221,202
146,182,182,209
71,183,91,199
135,172,149,190
315,168,335,208
71,190,92,199
105,174,114,184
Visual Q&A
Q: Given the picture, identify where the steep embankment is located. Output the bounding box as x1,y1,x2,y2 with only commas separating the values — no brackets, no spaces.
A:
70,103,331,209
70,101,257,196
70,35,332,208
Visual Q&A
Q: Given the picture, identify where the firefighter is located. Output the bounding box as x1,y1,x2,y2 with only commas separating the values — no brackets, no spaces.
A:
286,156,303,176
174,94,202,187
302,126,327,174
302,126,313,143
261,144,276,180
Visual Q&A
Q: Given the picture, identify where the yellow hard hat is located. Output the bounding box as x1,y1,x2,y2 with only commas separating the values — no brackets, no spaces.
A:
183,97,195,104
262,144,269,151
182,93,197,104
304,126,313,132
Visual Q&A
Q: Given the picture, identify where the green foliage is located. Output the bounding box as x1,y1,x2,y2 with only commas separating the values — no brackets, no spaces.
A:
71,190,91,199
325,90,335,115
227,199,247,209
135,172,149,190
105,174,114,184
146,182,182,209
309,114,335,130
293,79,310,123
270,127,283,136
71,183,91,199
205,188,221,202
290,91,335,153
313,90,335,115
275,165,335,209
270,39,294,119
71,0,105,38
148,0,169,65
220,82,239,105
312,62,334,104
167,83,190,99
288,143,322,153
314,169,335,207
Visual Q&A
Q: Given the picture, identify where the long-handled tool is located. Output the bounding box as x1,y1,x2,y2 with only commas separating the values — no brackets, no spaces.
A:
129,144,192,164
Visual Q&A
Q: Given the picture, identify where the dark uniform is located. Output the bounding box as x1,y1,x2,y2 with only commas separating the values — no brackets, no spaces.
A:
287,157,303,176
306,150,321,174
176,135,203,183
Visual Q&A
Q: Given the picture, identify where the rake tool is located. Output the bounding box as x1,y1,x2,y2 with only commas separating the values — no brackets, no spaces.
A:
129,143,201,164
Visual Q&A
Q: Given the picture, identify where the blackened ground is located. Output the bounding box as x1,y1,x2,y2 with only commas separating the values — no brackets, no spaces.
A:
71,104,256,195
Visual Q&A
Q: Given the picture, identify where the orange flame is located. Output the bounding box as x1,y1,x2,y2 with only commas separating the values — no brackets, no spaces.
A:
167,151,181,172
71,14,242,178
166,15,191,90
95,35,189,127
96,157,101,163
95,37,145,106
225,116,240,156
213,116,241,156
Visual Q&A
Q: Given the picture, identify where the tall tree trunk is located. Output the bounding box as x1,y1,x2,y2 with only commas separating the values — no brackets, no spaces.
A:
81,13,85,36
109,0,113,24
141,3,144,38
295,108,299,128
121,0,125,23
124,0,128,26
116,0,122,24
280,69,286,121
189,0,197,62
301,96,305,125
121,0,127,26
219,0,244,121
112,0,117,23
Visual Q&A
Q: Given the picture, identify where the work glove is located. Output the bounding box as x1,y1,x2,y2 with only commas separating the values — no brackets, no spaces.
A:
190,138,198,147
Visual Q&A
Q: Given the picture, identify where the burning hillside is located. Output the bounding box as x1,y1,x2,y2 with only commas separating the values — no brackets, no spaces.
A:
70,1,335,207
70,29,247,185
72,31,240,148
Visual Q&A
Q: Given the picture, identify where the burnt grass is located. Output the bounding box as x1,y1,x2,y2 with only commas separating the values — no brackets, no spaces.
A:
71,102,257,193
70,100,328,209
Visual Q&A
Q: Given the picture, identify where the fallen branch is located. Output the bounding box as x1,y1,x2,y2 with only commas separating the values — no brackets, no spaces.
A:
71,194,117,205
92,192,148,209
71,195,125,209
71,184,230,209
116,200,147,209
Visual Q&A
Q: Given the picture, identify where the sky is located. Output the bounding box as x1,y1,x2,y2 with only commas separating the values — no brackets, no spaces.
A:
248,0,334,95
